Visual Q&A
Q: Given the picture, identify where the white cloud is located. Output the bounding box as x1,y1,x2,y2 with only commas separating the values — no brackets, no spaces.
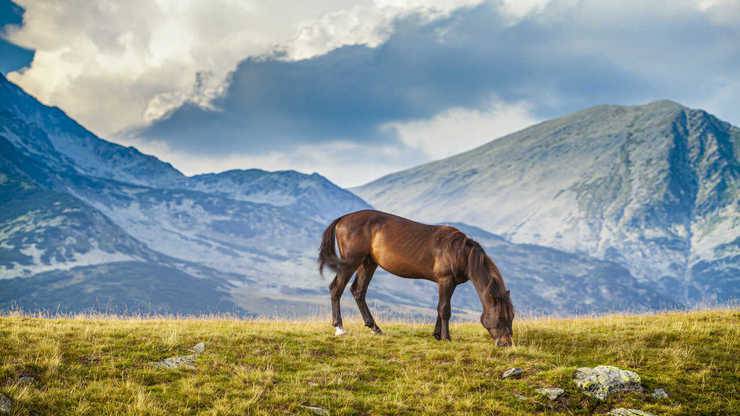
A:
4,0,359,135
697,0,740,26
385,99,537,160
498,0,551,20
4,0,482,137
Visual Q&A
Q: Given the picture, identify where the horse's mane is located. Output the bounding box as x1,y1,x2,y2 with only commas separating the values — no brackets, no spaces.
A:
438,229,508,298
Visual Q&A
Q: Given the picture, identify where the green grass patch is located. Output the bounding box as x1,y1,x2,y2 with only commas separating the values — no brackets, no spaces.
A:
0,310,737,415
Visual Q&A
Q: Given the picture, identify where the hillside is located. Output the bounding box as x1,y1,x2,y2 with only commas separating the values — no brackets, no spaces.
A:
0,73,369,315
355,101,739,305
0,310,736,415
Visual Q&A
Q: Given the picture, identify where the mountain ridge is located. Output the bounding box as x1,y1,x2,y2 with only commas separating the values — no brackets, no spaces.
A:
355,100,739,304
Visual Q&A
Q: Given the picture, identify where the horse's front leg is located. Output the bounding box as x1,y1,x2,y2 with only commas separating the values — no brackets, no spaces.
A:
436,278,455,341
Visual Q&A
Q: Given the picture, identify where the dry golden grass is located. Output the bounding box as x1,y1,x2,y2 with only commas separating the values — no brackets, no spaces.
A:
0,309,737,415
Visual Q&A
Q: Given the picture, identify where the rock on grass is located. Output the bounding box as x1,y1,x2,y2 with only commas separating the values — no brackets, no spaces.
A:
535,387,564,400
608,408,657,416
191,342,206,354
651,388,668,399
152,342,206,369
153,354,197,369
0,394,11,415
501,367,523,379
300,405,329,415
574,365,642,400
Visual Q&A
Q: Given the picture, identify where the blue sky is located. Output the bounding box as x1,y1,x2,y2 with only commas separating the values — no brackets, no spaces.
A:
2,0,739,186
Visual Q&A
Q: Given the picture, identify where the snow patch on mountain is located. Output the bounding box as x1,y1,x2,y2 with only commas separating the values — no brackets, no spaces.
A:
0,244,135,278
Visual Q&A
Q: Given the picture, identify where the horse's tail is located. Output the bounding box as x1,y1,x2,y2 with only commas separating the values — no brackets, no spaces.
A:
318,216,345,277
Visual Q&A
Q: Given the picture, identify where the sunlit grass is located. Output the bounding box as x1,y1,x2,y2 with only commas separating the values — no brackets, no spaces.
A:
0,309,737,415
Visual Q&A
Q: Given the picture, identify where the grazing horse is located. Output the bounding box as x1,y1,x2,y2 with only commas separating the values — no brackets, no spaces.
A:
318,210,514,346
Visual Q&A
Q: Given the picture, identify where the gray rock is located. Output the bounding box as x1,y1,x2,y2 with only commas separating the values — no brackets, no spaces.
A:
651,388,668,399
501,367,523,379
18,375,36,384
191,342,206,354
153,342,206,369
0,394,11,414
573,365,642,400
608,408,657,416
153,354,197,369
535,387,564,400
300,405,329,415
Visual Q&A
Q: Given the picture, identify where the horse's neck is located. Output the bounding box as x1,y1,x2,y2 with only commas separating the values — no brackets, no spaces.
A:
468,254,506,305
485,258,507,296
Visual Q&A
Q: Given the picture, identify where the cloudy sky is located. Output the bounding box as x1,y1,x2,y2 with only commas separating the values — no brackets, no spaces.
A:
1,0,739,186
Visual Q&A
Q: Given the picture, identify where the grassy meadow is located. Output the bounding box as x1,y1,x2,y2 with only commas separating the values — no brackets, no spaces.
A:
0,309,737,415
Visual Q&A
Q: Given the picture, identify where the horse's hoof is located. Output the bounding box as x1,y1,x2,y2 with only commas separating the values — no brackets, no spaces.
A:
372,328,384,335
433,333,441,341
334,326,346,336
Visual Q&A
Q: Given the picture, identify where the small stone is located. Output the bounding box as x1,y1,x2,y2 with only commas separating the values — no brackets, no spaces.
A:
651,388,668,399
300,405,329,416
18,375,36,384
535,387,564,400
191,342,206,354
501,367,523,379
514,394,528,401
573,365,642,400
0,394,11,414
152,354,197,369
608,408,657,416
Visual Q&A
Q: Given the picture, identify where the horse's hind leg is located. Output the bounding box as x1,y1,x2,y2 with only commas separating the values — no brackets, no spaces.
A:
351,258,382,334
329,265,356,336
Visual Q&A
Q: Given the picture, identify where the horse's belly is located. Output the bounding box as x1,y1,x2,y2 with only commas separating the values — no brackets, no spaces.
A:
372,249,434,280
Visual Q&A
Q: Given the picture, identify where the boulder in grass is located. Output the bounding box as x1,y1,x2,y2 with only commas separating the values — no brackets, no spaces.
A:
0,394,11,415
501,367,523,379
18,375,36,385
300,405,330,416
191,342,206,354
608,408,657,416
651,388,668,399
535,387,564,400
153,342,206,369
153,354,197,370
574,365,642,400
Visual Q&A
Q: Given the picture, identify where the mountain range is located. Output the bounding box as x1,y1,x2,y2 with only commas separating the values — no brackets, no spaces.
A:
1,73,736,316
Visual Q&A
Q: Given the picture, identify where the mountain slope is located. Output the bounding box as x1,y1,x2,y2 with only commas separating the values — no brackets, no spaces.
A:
0,138,246,314
0,73,371,315
185,169,369,222
444,223,679,315
0,73,184,187
355,101,739,303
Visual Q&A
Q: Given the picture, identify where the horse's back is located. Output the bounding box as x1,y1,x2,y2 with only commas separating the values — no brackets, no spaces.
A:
336,210,459,279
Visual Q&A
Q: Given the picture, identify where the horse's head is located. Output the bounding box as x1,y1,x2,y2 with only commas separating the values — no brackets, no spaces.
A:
481,290,514,347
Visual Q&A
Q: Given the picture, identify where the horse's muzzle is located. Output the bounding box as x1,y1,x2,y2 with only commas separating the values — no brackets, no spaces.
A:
495,335,513,347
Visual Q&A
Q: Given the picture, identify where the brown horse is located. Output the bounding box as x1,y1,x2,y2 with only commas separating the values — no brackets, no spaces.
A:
318,210,514,346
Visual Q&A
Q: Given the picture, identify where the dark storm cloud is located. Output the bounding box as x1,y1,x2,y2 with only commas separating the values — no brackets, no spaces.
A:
0,0,33,74
136,1,740,155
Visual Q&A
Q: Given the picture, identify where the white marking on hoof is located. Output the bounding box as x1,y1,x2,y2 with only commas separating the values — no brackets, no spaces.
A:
334,326,346,336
